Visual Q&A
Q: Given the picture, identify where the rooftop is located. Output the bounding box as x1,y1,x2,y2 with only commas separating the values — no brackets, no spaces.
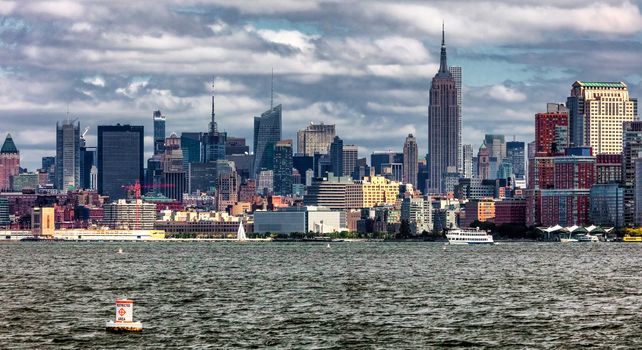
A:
576,81,626,88
1,134,18,153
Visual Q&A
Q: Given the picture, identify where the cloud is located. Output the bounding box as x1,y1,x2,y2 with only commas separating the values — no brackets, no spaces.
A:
484,84,527,103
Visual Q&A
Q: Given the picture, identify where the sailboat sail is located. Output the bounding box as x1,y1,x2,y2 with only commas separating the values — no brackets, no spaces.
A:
237,222,247,241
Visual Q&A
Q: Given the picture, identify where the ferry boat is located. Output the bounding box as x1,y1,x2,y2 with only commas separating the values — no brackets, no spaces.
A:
446,227,494,245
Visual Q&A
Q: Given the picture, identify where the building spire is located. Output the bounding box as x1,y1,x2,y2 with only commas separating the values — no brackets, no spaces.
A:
438,21,449,75
270,68,274,109
210,77,217,133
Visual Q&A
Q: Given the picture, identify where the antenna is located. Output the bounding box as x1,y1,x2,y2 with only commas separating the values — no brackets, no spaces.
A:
270,68,274,109
210,77,217,133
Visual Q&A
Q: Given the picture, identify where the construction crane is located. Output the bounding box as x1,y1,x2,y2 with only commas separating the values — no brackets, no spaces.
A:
81,126,90,139
121,180,175,229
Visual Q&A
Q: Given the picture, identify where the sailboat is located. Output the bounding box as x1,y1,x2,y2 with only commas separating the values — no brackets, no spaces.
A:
236,222,247,242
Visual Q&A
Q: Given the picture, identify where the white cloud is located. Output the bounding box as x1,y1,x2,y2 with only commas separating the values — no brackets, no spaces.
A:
485,84,527,103
115,79,149,98
23,0,84,19
82,76,105,87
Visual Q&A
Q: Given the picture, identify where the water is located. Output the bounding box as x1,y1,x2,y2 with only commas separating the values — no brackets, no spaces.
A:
2,242,642,349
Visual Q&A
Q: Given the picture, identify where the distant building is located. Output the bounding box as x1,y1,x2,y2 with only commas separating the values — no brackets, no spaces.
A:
225,137,249,156
273,140,293,196
257,169,274,195
103,199,157,230
42,156,56,185
342,144,358,177
56,120,80,190
97,124,144,201
329,136,344,178
484,134,506,162
403,134,418,187
567,81,637,153
296,122,335,156
506,141,525,179
401,197,432,234
590,183,623,228
216,171,240,212
11,173,39,192
202,84,227,163
153,110,166,155
0,134,20,191
477,141,490,180
428,27,460,194
462,144,473,179
371,151,403,175
535,112,568,156
596,153,621,184
622,121,642,226
180,132,202,165
254,105,282,176
494,199,526,225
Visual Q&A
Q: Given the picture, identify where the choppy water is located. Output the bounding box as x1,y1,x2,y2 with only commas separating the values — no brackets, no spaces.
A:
2,242,642,349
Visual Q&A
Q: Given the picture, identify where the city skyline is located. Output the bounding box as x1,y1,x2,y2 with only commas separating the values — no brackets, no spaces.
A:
2,1,642,170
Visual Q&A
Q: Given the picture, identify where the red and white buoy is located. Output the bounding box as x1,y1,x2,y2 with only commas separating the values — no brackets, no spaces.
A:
105,299,143,332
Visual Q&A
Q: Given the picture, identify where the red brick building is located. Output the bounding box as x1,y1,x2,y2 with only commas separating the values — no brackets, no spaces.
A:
494,199,526,225
535,112,568,156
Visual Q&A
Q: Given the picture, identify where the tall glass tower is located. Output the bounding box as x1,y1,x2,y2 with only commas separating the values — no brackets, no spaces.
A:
253,104,282,176
153,110,166,155
97,124,144,201
56,120,80,190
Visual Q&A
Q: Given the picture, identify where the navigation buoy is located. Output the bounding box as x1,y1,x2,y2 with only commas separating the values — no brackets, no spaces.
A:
105,299,143,332
117,248,124,254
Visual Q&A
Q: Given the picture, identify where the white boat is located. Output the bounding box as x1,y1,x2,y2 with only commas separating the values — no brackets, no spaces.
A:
446,227,494,245
560,238,578,243
236,222,247,242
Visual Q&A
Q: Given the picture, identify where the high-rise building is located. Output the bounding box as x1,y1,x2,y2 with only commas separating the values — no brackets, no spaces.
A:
449,66,463,173
225,137,250,156
273,140,293,196
462,144,473,179
329,136,344,177
153,110,166,155
181,132,202,165
257,169,274,195
596,154,621,184
97,124,144,201
567,81,638,153
371,151,403,175
535,112,569,156
161,133,187,201
297,123,335,156
477,141,490,180
103,199,156,230
55,120,80,190
403,134,418,187
342,145,358,177
428,26,460,194
0,134,19,191
401,197,433,234
42,156,55,185
216,170,240,211
484,134,506,161
506,141,525,179
622,121,642,225
590,183,623,228
253,104,282,176
80,146,96,190
202,82,227,163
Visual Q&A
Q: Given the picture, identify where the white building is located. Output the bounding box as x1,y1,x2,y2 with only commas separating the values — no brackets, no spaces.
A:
401,197,433,234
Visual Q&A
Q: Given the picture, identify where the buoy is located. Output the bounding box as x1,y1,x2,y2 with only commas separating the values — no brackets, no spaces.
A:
105,299,143,332
117,248,124,254
326,243,330,248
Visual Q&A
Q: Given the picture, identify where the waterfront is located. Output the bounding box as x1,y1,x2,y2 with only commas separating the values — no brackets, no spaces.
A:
2,242,642,349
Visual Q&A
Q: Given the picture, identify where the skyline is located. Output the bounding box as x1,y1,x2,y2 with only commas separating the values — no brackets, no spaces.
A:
2,1,642,170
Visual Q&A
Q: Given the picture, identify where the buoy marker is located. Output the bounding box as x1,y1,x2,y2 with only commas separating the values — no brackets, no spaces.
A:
105,299,143,332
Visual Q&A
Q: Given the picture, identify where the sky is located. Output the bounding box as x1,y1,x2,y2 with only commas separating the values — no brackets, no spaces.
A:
2,0,642,170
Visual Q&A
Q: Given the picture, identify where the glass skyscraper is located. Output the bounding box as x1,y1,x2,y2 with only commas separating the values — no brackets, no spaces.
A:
153,110,166,155
97,124,144,201
273,139,293,195
56,120,80,190
253,104,282,176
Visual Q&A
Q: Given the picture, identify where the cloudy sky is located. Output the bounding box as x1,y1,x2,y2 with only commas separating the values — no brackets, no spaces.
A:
2,0,642,170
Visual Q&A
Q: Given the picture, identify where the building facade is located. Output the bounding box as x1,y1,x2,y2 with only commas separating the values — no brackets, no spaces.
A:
97,125,144,201
273,140,293,196
56,120,80,190
254,104,282,176
403,134,418,188
0,134,20,191
296,123,335,156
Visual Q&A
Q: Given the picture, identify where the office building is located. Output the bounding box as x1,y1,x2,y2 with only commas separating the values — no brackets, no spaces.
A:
56,120,80,190
0,134,20,191
567,81,637,153
273,140,293,196
428,26,460,194
97,125,144,201
254,104,282,176
371,151,403,175
506,141,525,179
590,183,623,228
535,112,568,156
102,199,157,230
225,137,250,156
297,123,335,156
216,171,240,211
342,145,358,177
477,141,490,180
329,136,343,178
153,110,166,155
484,134,506,161
596,154,621,184
403,134,418,187
623,121,642,225
401,197,433,234
181,132,202,165
462,144,473,179
11,173,39,191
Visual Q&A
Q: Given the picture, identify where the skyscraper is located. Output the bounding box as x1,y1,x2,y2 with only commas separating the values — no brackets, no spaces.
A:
506,141,525,179
462,144,473,179
0,134,19,191
403,134,418,187
449,66,463,173
56,120,80,190
371,151,403,176
273,139,293,195
477,141,490,180
216,170,240,211
253,104,282,176
329,136,344,177
622,121,642,226
97,124,144,201
181,132,202,165
484,134,506,161
567,81,637,153
153,110,166,155
202,82,227,163
535,112,568,156
342,145,358,177
428,25,460,193
297,123,335,156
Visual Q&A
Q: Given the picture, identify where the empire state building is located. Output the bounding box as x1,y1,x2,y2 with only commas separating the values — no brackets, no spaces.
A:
427,25,460,194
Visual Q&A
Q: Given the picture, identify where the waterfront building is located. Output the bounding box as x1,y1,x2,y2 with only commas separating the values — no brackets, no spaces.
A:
453,178,497,200
428,26,460,194
56,120,80,190
347,176,400,209
535,111,568,156
304,174,352,209
329,136,343,178
153,110,166,155
0,134,20,191
273,140,293,196
596,154,622,184
622,121,642,226
462,199,495,227
506,141,525,180
342,145,358,177
401,197,432,234
494,199,526,225
462,144,473,179
102,199,157,230
403,134,418,187
254,206,342,234
0,197,8,226
590,183,624,228
254,104,282,176
371,151,403,176
296,122,335,156
567,81,637,153
97,124,144,201
216,170,240,212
